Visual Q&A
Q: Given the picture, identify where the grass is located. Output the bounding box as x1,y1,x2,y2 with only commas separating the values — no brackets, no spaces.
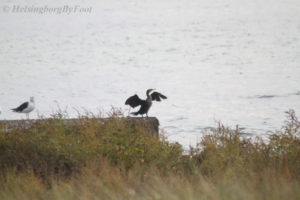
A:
0,109,300,200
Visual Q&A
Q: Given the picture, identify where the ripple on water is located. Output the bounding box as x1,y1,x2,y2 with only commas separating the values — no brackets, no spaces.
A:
168,116,188,122
246,94,281,99
256,95,277,99
237,127,254,136
293,91,300,96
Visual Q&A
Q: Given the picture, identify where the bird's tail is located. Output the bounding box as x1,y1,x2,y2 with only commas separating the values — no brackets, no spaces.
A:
11,108,17,112
130,111,139,116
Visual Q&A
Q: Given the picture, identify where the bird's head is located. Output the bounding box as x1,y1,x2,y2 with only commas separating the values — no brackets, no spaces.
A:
146,89,155,95
30,97,35,102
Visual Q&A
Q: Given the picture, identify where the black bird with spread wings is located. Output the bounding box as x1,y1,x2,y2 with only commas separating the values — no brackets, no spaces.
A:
125,89,167,117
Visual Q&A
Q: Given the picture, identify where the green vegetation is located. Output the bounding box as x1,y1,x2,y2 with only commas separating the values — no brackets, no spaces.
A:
0,109,300,200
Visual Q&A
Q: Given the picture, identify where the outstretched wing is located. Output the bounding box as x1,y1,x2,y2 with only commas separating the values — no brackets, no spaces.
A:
125,94,144,108
12,102,28,112
151,92,167,102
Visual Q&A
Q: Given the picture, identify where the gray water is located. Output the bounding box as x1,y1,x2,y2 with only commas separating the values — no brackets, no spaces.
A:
1,0,300,147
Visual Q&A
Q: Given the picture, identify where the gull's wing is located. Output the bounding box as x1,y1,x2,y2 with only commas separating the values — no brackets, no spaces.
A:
11,102,29,112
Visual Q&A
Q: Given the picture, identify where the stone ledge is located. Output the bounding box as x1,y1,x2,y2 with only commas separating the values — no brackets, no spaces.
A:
0,117,159,136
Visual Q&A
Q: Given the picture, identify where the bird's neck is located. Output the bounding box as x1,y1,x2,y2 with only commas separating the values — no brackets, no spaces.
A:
146,95,152,102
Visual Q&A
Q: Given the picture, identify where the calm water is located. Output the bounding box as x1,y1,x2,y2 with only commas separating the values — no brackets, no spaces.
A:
1,0,300,147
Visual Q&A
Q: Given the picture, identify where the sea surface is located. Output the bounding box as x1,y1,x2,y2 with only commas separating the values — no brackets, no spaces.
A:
1,0,300,148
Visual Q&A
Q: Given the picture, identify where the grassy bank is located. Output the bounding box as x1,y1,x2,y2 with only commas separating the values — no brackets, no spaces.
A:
0,110,300,200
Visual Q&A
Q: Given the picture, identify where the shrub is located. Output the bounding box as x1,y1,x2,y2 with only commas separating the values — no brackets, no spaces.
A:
0,111,182,179
1,109,300,199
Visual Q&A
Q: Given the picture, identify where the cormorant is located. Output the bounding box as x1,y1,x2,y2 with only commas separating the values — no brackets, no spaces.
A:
11,97,35,119
125,89,167,117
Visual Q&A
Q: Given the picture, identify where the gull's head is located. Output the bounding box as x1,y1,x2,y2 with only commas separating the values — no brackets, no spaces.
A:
30,97,35,102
